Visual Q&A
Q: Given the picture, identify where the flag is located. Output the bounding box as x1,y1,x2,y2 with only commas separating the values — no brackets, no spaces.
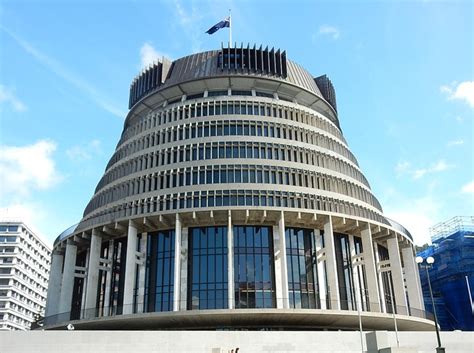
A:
205,17,230,35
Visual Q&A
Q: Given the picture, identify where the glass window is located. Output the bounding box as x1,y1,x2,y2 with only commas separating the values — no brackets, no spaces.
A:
144,231,175,313
233,226,275,309
334,233,356,311
286,228,320,309
188,226,228,310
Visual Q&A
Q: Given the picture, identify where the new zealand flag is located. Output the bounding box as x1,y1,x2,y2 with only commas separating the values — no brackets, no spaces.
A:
206,17,230,34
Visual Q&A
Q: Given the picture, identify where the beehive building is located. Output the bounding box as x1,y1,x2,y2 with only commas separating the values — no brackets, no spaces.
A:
45,44,432,330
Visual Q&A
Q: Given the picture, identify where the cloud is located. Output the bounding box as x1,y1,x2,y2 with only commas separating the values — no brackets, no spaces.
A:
1,26,126,118
0,140,61,198
386,209,436,245
171,0,204,53
396,159,453,180
411,159,453,179
462,181,474,194
447,139,464,147
318,25,340,40
0,202,50,244
395,161,410,175
66,139,102,161
440,81,474,108
385,194,441,245
139,42,168,69
0,84,27,112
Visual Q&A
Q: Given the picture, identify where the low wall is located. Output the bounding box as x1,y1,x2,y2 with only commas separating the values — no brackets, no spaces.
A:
0,330,472,353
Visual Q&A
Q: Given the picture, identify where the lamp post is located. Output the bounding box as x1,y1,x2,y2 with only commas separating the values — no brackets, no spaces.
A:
416,256,444,353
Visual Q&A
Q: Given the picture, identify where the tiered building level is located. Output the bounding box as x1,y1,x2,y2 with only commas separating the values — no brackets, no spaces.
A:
45,44,432,330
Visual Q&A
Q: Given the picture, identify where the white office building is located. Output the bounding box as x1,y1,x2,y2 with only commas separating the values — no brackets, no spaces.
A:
0,220,51,330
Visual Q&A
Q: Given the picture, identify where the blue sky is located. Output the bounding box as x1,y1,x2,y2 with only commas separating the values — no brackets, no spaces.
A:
0,0,472,246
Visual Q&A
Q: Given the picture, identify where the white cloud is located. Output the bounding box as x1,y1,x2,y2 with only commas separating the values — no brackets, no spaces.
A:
171,0,204,53
0,202,50,245
395,161,410,175
1,26,126,118
412,159,453,179
431,159,450,172
447,139,464,147
66,139,102,161
396,159,453,180
139,43,168,69
385,195,441,245
462,181,474,194
0,84,27,112
318,25,340,40
412,169,427,179
441,81,474,108
0,140,61,197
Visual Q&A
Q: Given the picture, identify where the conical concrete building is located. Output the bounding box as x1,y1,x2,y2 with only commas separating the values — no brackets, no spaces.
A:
45,44,432,331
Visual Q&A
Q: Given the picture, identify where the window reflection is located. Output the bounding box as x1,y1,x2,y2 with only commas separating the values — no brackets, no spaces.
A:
334,233,355,310
144,230,175,312
234,226,276,309
187,226,228,310
286,228,320,309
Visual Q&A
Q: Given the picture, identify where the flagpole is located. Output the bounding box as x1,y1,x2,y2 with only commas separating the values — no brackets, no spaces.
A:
229,9,232,48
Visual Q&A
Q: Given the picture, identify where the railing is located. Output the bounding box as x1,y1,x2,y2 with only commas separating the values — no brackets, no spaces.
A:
43,299,434,328
385,217,414,242
53,223,79,247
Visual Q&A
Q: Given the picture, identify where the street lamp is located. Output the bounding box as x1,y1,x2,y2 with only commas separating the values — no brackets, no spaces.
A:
416,256,444,353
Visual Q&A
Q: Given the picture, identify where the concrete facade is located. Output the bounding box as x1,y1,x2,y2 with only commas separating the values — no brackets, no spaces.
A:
45,44,429,331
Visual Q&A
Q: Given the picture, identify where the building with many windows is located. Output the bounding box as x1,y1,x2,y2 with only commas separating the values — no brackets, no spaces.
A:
45,44,433,330
0,220,51,330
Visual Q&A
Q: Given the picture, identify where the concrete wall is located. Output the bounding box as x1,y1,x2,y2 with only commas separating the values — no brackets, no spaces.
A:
0,331,472,353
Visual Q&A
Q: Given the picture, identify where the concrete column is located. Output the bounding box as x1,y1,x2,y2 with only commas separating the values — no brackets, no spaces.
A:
324,216,340,310
414,254,425,311
361,226,381,312
373,242,387,313
401,245,424,313
80,248,90,319
315,229,327,309
45,253,64,317
58,241,77,316
227,210,234,309
173,214,182,311
348,234,361,311
273,211,289,309
136,232,148,313
103,239,114,315
387,235,409,314
180,227,189,310
123,221,138,315
84,229,102,318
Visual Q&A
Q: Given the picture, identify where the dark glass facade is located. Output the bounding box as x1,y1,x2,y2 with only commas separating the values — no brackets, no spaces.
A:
234,226,275,309
187,226,228,310
285,228,320,309
70,251,87,320
144,230,175,312
334,233,355,310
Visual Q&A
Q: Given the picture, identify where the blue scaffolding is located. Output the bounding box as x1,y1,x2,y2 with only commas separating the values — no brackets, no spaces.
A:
417,216,474,331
